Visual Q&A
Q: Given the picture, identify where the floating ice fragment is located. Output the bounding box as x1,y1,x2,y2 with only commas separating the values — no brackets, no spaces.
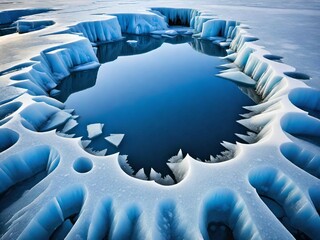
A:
164,30,178,35
127,40,138,47
87,123,104,139
105,134,124,147
161,34,176,38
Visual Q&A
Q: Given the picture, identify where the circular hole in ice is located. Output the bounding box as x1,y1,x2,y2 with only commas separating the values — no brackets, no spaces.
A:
73,157,93,173
284,72,310,80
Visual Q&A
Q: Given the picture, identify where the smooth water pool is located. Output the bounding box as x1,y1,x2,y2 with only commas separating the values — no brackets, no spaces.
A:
55,35,254,178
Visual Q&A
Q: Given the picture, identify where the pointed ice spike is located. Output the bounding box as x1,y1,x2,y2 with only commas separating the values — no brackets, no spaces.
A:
235,133,255,144
217,63,238,70
158,175,175,185
105,134,125,147
239,112,255,119
242,99,279,114
56,132,75,138
221,141,236,152
63,109,75,114
135,169,148,180
94,149,107,156
118,155,134,176
87,123,104,139
61,119,78,133
237,118,259,132
150,168,161,181
85,147,94,154
168,149,183,163
217,71,256,86
81,140,91,148
85,148,107,156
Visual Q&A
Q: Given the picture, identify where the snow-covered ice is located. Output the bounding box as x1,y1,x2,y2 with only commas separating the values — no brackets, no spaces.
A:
0,1,319,239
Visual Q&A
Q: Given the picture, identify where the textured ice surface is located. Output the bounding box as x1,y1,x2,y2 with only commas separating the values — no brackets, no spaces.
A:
0,2,319,240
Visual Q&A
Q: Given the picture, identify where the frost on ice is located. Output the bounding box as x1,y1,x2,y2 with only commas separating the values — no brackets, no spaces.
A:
0,4,319,240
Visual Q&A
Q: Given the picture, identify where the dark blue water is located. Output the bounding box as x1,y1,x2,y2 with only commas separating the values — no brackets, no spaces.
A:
55,36,253,178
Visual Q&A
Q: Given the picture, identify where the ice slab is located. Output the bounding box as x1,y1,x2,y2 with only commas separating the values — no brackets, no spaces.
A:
217,71,256,86
105,134,125,147
112,12,167,35
126,40,138,47
17,20,55,34
87,123,104,139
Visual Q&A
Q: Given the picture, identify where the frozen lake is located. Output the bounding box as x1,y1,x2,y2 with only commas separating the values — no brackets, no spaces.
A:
54,35,253,177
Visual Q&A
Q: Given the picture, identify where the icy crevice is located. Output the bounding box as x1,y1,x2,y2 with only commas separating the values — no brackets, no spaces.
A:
281,143,320,179
288,88,320,120
20,102,72,132
200,188,261,240
150,7,200,27
18,185,85,239
249,167,320,239
87,197,114,239
0,128,19,153
281,113,320,149
110,204,144,240
0,145,60,194
155,199,187,239
0,101,22,121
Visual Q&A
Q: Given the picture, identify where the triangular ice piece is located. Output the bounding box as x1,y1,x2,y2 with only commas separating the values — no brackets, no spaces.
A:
105,134,125,147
